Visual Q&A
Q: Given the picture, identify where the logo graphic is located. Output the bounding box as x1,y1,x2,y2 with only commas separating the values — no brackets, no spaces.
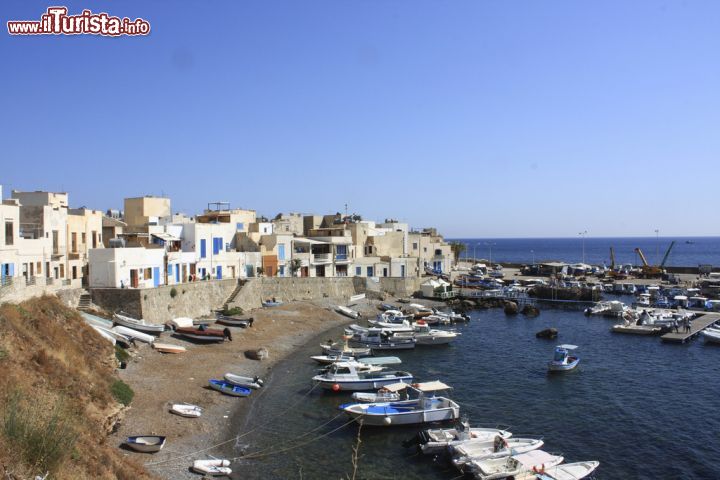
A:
7,7,150,36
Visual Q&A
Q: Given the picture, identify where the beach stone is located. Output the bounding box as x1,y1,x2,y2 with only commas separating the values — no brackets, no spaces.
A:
245,347,269,361
504,301,519,315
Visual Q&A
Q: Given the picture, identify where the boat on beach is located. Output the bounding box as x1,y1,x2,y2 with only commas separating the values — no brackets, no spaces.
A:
340,381,460,426
547,344,580,372
112,325,155,344
336,305,362,319
215,312,253,328
123,436,166,453
170,403,202,418
312,362,413,391
113,312,165,335
224,373,264,389
192,459,232,476
262,299,283,307
208,379,252,397
175,326,232,343
153,343,187,354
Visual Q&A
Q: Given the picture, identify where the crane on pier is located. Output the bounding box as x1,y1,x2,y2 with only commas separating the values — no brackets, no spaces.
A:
607,247,627,279
634,241,675,278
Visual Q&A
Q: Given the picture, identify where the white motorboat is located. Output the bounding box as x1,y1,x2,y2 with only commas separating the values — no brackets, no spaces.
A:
90,325,117,345
153,343,187,354
451,438,544,468
351,388,402,403
515,461,599,479
418,422,512,455
465,450,564,479
192,459,232,476
341,381,460,426
547,344,580,372
320,338,372,357
124,436,166,453
113,312,165,335
413,321,460,345
311,353,356,364
373,310,414,324
612,323,663,335
348,328,416,351
112,325,155,344
432,308,470,322
167,317,195,330
170,403,202,418
336,305,362,319
348,323,414,334
702,328,720,344
224,373,264,389
408,303,432,312
312,362,413,391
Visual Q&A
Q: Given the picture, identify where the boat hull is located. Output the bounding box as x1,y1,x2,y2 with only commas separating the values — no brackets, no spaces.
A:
124,436,166,453
547,358,580,372
314,374,413,391
113,314,165,334
415,334,457,345
348,340,416,351
343,402,460,426
208,380,251,397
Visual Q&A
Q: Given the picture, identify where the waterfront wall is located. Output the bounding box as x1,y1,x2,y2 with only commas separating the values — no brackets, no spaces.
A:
229,277,358,311
0,278,82,306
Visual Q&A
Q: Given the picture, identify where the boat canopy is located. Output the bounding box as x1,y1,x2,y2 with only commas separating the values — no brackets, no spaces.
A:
513,450,558,469
674,295,688,300
556,344,578,350
358,356,402,365
381,382,413,392
414,380,452,392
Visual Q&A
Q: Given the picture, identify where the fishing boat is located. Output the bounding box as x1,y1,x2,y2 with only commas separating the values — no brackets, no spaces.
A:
223,373,264,389
464,450,564,479
311,353,356,364
611,323,662,335
215,312,253,328
313,362,413,391
170,403,202,418
153,343,187,354
192,459,232,476
417,421,513,455
341,381,460,426
348,328,416,351
413,321,460,345
547,344,580,372
123,436,166,453
113,312,165,335
320,339,372,358
112,325,155,344
351,388,402,403
432,308,470,322
175,326,232,343
336,305,362,319
208,379,252,397
451,437,544,469
516,461,600,480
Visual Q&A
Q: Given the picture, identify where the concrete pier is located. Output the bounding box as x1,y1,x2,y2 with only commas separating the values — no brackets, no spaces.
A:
661,313,720,343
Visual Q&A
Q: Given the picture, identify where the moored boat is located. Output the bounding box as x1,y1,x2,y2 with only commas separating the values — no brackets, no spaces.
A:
464,449,564,479
208,379,251,397
413,321,460,345
515,460,599,479
416,422,512,455
340,381,460,426
123,436,166,453
451,437,544,469
313,362,413,391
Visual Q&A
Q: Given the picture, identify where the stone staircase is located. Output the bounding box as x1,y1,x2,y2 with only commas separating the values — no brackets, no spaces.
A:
222,279,246,311
77,291,92,311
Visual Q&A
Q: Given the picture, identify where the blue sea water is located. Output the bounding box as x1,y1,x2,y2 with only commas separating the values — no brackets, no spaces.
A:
228,300,720,479
450,237,720,267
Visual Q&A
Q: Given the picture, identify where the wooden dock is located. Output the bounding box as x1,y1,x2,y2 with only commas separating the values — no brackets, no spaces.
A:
661,313,720,343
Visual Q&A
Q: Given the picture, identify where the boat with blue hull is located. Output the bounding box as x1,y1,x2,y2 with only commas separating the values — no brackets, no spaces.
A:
547,344,580,372
312,362,413,391
208,379,252,397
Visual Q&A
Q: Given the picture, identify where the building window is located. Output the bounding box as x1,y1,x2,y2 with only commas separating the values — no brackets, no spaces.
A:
145,267,152,279
52,230,59,254
213,237,222,255
71,232,78,253
355,266,361,276
92,231,97,248
278,244,286,261
236,222,244,231
4,221,13,246
200,239,207,258
59,264,64,278
435,249,442,256
72,266,77,279
367,266,374,277
82,232,86,244
412,242,418,250
37,262,42,274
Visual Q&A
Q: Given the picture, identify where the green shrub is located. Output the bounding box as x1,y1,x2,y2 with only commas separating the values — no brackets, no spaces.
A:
2,391,78,475
114,345,130,364
0,347,7,361
170,287,178,298
223,306,243,316
110,380,134,406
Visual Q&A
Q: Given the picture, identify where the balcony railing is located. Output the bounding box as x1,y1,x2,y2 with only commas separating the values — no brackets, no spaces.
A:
312,253,332,264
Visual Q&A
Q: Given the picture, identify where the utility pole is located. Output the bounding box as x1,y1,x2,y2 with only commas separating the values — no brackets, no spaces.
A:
579,230,588,264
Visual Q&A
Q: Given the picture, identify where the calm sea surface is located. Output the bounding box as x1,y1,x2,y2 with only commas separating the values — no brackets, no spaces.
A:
451,237,720,267
228,297,720,479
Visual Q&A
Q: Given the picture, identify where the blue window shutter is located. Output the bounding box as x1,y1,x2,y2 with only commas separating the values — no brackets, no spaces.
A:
355,267,361,276
200,239,207,258
278,245,285,261
9,264,14,276
236,222,244,231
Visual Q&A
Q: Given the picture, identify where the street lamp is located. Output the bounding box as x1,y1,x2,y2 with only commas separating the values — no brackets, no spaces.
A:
531,249,535,265
485,242,496,267
654,229,660,264
579,230,588,264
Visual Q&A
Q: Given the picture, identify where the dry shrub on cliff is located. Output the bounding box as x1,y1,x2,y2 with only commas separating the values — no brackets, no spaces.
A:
0,296,154,480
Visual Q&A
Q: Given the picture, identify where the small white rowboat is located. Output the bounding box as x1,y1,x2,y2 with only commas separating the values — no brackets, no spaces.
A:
192,459,232,476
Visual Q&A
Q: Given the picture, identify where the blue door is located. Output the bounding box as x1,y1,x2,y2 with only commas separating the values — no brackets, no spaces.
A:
367,266,374,277
400,265,406,277
278,244,286,261
175,265,180,283
217,266,222,279
153,267,160,287
200,239,207,258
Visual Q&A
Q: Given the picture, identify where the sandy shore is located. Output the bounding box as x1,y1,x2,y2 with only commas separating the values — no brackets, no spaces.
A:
110,298,382,479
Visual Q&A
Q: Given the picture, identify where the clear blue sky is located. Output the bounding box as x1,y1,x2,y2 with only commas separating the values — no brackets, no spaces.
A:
2,1,719,237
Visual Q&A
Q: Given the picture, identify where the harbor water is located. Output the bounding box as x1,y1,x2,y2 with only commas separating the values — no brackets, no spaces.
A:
452,236,720,267
229,299,720,479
